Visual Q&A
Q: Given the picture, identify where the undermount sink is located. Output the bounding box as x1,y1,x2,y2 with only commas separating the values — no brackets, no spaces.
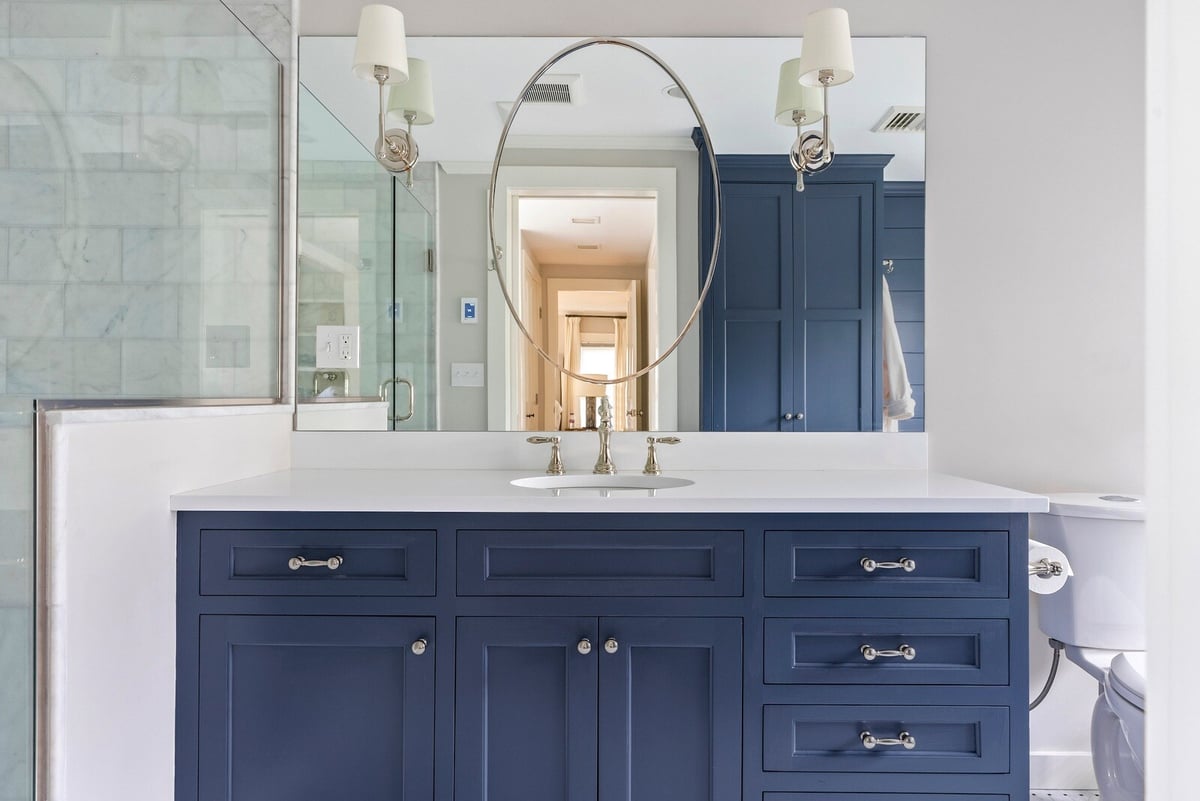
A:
511,474,695,491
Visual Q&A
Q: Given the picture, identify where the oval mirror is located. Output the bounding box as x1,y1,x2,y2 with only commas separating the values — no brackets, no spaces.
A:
487,38,721,431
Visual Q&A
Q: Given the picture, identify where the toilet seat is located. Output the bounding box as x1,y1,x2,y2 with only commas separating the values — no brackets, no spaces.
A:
1109,652,1146,709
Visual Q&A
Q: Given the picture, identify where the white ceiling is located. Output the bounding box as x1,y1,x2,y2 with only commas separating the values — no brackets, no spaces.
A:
300,36,925,180
521,196,656,268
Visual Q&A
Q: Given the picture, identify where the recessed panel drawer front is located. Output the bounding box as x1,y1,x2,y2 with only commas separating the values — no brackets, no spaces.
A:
457,529,743,596
764,618,1009,685
764,531,1009,598
763,705,1009,774
764,795,1008,801
200,529,436,596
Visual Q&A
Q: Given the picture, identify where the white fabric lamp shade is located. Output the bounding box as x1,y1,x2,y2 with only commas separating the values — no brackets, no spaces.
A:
798,7,855,86
774,58,825,126
387,57,435,125
352,4,409,84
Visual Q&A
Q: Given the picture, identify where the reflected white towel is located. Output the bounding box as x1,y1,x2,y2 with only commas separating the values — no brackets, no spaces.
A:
881,275,915,431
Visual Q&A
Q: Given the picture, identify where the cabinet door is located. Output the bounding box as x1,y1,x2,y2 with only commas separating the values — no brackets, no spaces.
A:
455,617,599,801
197,615,434,801
597,618,742,801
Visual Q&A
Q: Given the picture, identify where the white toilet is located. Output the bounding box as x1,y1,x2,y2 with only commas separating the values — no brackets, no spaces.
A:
1033,493,1146,801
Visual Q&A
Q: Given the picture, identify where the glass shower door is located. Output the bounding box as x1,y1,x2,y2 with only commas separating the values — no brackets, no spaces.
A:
388,180,435,430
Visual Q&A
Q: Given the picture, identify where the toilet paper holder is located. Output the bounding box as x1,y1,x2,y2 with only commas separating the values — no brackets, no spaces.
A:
1029,557,1066,579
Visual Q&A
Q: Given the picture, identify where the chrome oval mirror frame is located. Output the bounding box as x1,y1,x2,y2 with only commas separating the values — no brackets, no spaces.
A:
486,37,722,387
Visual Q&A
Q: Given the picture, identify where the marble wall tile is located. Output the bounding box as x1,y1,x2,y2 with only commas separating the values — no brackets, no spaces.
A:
9,2,118,58
0,340,6,395
0,116,9,170
0,608,33,801
196,116,238,171
0,285,65,338
8,113,124,170
121,339,198,396
236,113,275,172
0,511,32,604
0,3,10,59
67,59,180,116
0,59,67,114
5,338,120,396
64,283,179,339
0,171,65,226
119,3,240,60
123,113,198,172
0,422,32,510
226,1,292,62
8,227,121,283
180,58,277,116
122,227,202,283
0,229,7,280
179,171,274,226
79,171,180,227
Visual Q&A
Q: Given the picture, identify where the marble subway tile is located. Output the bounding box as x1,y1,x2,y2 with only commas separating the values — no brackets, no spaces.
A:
0,115,9,169
0,284,65,338
119,3,240,60
0,339,6,395
0,423,32,510
4,338,118,396
121,339,198,396
0,171,65,226
122,114,198,172
180,59,277,116
64,284,179,339
0,59,67,114
67,59,180,116
0,229,8,280
227,1,293,62
121,227,202,283
196,116,238,171
8,113,124,170
0,3,10,59
9,2,118,58
236,114,275,172
179,171,274,227
79,171,180,227
8,227,120,282
0,609,33,801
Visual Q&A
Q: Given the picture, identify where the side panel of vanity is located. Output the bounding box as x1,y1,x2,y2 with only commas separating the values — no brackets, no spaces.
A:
175,511,1029,801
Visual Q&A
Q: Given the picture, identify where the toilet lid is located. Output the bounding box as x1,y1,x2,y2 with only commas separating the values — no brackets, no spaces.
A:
1044,492,1146,521
1110,652,1146,706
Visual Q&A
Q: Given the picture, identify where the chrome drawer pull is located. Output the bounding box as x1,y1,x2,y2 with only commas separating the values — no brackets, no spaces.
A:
860,730,916,750
860,643,916,661
860,557,916,573
287,556,344,571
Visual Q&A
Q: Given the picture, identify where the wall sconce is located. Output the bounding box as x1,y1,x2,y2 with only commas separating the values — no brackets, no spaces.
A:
775,58,825,192
351,4,412,174
385,57,435,187
785,7,855,191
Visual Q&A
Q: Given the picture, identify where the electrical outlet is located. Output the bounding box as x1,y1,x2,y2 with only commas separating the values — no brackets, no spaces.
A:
450,362,485,387
316,325,359,368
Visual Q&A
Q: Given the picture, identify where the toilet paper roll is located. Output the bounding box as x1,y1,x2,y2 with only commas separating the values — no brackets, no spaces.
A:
1028,539,1073,595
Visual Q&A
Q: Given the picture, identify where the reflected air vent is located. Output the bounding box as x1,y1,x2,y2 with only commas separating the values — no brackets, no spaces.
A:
521,74,582,105
871,106,926,133
576,244,600,250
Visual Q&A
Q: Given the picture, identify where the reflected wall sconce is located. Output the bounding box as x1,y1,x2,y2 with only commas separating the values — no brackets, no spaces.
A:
774,58,825,192
385,57,435,186
781,7,855,191
351,4,414,174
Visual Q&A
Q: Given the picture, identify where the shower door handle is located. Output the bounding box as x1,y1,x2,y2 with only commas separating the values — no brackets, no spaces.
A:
380,377,415,423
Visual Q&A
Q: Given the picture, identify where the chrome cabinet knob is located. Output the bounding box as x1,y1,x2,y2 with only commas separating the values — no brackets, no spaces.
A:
604,638,619,654
411,638,428,656
577,638,592,655
782,412,804,421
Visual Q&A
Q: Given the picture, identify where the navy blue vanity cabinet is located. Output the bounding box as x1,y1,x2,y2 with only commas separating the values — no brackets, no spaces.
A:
698,152,891,432
176,510,1028,801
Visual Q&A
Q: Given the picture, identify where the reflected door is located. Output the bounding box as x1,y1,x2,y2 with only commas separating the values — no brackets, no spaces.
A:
389,182,436,430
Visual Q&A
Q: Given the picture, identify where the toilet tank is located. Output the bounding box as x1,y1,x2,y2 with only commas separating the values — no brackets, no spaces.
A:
1032,493,1146,651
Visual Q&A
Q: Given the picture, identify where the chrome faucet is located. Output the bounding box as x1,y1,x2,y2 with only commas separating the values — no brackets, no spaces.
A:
593,396,616,474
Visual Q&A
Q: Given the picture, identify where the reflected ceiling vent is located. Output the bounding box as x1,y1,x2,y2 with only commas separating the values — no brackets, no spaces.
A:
871,106,926,133
571,216,601,225
576,244,601,250
522,74,582,104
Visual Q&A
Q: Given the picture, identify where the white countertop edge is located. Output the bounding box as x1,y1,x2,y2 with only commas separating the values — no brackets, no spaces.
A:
171,468,1049,515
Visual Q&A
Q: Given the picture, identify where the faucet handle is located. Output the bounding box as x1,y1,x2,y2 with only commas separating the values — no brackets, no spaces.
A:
527,436,565,475
643,436,681,476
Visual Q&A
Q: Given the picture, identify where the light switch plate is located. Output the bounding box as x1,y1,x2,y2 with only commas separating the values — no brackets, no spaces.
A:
450,362,485,387
316,325,359,368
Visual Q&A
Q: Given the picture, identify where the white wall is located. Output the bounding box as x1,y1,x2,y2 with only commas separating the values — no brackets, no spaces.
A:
300,0,1147,789
41,406,292,801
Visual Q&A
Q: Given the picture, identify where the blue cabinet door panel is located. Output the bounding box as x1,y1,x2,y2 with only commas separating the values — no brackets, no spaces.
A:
197,615,434,801
200,528,436,596
721,184,792,311
455,617,599,801
765,795,1007,801
800,187,870,311
457,529,743,596
764,618,1010,685
764,530,1010,598
802,320,865,432
762,705,1010,773
598,618,742,801
725,320,789,431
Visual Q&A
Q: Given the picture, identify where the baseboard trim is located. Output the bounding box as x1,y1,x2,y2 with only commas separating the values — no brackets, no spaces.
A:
1031,751,1098,790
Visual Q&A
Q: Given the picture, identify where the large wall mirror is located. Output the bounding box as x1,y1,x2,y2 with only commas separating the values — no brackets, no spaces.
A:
296,36,925,433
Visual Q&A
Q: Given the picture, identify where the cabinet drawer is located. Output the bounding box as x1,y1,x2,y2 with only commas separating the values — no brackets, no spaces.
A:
764,531,1009,598
200,529,436,596
457,529,743,596
763,705,1009,773
765,795,1008,801
764,618,1009,685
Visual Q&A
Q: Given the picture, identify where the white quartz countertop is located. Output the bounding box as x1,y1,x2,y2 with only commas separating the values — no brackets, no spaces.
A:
170,469,1048,514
